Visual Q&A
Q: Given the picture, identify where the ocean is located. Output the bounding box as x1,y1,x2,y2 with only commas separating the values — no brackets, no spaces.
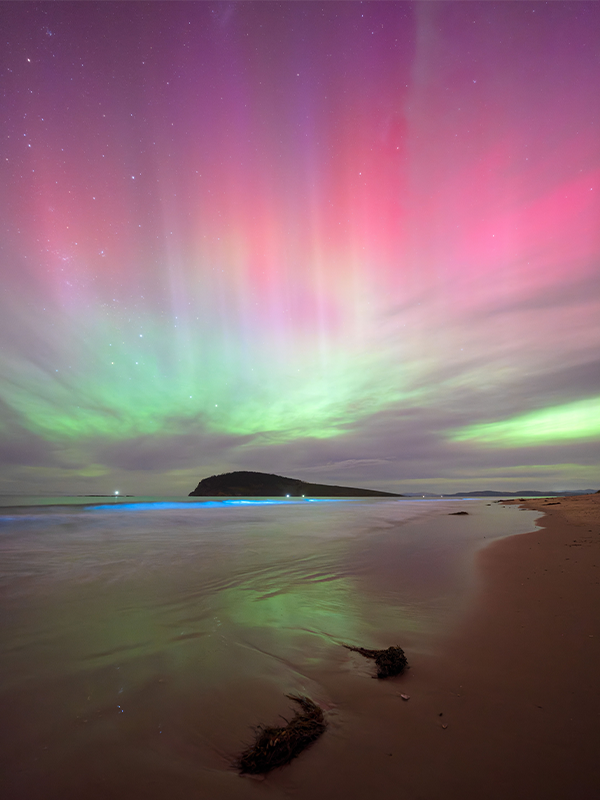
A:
0,496,540,799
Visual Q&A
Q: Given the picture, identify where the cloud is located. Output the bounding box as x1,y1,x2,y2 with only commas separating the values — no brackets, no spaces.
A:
91,428,256,472
483,268,600,314
0,398,59,467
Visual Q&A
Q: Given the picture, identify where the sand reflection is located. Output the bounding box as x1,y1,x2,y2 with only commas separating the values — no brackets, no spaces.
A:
0,498,540,799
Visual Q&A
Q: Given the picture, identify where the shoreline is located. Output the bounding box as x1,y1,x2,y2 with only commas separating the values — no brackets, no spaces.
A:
259,494,600,800
1,495,598,799
408,492,600,798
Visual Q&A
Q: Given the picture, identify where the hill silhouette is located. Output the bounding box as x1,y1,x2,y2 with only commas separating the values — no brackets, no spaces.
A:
189,471,401,498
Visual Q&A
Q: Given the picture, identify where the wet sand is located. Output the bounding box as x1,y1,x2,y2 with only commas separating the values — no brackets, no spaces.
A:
274,493,600,800
149,493,600,800
2,496,599,799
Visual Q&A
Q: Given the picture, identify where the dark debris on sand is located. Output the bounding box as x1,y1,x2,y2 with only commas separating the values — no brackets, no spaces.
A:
344,644,408,678
236,695,326,775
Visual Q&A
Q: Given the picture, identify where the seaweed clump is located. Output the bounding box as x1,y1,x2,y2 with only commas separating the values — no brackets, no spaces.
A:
344,644,408,678
236,695,326,775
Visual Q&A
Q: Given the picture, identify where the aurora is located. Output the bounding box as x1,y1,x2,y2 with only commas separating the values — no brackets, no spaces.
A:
450,397,600,448
1,1,599,495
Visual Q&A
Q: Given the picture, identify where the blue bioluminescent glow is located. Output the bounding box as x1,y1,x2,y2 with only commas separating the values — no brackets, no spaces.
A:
87,498,352,512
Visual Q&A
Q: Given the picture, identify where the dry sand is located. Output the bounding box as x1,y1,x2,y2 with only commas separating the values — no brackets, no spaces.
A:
404,492,600,800
258,493,600,800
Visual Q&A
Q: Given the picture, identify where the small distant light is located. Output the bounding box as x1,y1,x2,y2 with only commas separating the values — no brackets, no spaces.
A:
286,494,290,498
114,490,119,496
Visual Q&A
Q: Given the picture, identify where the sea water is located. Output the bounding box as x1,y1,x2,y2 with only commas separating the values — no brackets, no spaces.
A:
0,496,540,799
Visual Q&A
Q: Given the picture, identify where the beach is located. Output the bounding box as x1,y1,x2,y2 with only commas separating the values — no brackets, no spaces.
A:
430,492,600,800
273,493,600,800
1,495,598,799
424,493,600,800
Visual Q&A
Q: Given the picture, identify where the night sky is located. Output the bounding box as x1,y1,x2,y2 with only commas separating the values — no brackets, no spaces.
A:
1,1,599,496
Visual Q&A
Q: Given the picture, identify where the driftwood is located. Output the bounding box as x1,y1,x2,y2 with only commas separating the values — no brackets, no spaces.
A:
236,695,326,775
344,644,408,678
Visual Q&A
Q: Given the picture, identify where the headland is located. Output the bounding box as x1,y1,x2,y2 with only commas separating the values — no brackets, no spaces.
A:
189,470,402,497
